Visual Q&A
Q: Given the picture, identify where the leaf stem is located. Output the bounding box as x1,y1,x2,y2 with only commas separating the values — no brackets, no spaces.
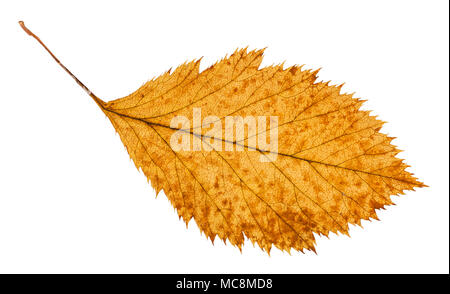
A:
18,21,104,107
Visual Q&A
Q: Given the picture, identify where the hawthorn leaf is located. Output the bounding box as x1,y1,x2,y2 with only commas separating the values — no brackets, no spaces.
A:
20,21,426,254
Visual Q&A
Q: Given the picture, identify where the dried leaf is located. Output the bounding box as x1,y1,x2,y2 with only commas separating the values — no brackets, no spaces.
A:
20,22,426,254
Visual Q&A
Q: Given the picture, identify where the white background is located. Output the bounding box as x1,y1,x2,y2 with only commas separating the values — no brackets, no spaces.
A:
0,0,448,273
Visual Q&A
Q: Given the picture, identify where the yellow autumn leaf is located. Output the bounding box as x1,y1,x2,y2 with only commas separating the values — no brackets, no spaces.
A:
20,21,425,254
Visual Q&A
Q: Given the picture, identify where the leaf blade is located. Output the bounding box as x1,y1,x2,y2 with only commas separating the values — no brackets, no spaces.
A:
100,48,425,253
